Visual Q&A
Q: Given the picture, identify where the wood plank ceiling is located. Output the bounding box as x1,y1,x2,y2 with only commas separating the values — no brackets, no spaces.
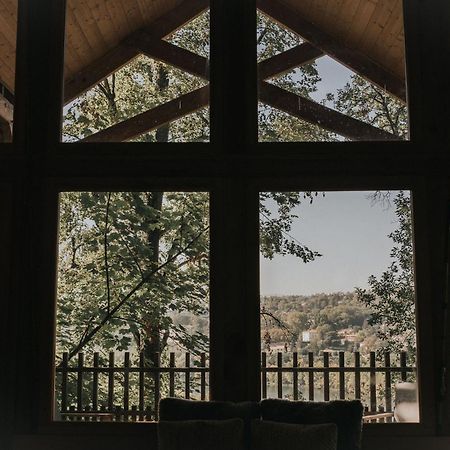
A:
278,0,406,82
0,0,406,96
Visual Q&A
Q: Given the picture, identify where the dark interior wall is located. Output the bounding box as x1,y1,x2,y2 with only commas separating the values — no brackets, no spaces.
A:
1,0,450,449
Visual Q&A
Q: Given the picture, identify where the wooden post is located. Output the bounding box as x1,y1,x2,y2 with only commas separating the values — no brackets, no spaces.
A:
277,353,283,398
139,352,145,419
400,352,408,381
385,352,392,421
154,352,160,420
370,352,377,413
108,352,115,412
323,352,330,401
354,352,361,400
77,353,84,412
293,352,298,400
308,352,314,401
185,353,191,400
123,352,130,419
61,352,68,415
201,353,206,400
261,352,267,399
169,352,175,397
92,353,99,412
339,352,345,400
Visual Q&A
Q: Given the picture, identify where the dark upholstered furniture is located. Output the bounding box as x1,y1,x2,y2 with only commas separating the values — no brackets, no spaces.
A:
261,399,363,450
158,397,363,450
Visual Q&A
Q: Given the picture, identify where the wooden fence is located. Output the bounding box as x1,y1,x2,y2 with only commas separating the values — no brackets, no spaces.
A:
55,350,414,422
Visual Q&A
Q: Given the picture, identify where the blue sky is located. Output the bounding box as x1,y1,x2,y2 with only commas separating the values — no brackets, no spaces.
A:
260,191,404,296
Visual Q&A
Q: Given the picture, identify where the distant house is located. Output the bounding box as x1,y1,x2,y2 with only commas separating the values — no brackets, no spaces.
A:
302,330,319,343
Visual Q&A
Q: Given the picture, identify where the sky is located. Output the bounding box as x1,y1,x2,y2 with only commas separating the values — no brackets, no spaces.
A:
260,191,404,296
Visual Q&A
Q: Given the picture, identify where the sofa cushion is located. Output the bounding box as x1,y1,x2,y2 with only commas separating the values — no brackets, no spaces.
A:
158,418,245,450
260,399,363,450
251,420,337,450
159,398,260,449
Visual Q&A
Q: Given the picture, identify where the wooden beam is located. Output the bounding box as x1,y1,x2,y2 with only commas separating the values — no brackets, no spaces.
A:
259,81,399,141
127,32,209,80
64,0,210,103
259,43,324,80
81,86,209,143
64,45,139,103
257,0,406,103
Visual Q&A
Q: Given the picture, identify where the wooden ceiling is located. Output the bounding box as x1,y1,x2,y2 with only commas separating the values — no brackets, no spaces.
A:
279,0,406,81
0,0,406,97
64,0,183,81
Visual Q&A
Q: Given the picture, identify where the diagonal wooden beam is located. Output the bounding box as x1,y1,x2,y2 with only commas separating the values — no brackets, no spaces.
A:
259,81,399,141
257,0,406,103
64,0,209,103
81,86,209,143
127,32,209,80
259,42,324,80
64,45,139,104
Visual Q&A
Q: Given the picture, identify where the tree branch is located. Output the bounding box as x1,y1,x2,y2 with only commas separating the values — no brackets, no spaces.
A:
104,192,112,313
60,225,210,364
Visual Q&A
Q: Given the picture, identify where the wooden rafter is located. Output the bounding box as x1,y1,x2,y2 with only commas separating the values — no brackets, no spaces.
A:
81,86,209,143
127,32,209,80
259,43,324,80
64,46,139,103
65,0,401,144
259,81,399,141
64,0,209,103
257,0,407,103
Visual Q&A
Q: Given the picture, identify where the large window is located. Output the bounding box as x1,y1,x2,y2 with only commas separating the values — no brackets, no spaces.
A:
54,191,210,421
62,0,210,143
4,0,450,448
260,190,418,422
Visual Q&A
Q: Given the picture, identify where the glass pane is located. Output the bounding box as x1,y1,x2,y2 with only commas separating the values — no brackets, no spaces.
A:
260,190,419,423
257,1,409,142
62,1,210,143
54,192,210,421
0,0,17,143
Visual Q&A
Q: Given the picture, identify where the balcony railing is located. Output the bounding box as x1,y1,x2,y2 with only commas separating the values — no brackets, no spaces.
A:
54,350,415,422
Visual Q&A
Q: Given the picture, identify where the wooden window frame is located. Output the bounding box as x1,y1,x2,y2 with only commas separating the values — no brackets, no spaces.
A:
2,0,450,448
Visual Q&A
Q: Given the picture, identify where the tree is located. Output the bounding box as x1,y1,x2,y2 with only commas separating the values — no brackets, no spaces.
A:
327,74,408,139
356,191,416,354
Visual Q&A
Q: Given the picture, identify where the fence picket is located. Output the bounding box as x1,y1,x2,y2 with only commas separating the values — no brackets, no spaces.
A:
262,352,267,399
108,352,114,412
323,352,330,401
55,350,414,422
354,352,361,400
370,352,376,413
185,353,191,400
92,352,99,411
384,353,392,422
400,352,408,381
154,352,161,420
293,352,298,400
169,352,175,397
308,352,314,401
339,352,345,400
124,352,130,415
77,353,84,412
201,353,206,400
277,353,283,398
139,352,145,420
61,352,68,414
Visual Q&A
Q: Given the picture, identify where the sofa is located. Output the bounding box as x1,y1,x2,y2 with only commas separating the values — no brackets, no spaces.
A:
158,398,364,450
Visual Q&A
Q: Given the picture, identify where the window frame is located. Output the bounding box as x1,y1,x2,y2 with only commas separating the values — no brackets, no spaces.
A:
3,0,450,447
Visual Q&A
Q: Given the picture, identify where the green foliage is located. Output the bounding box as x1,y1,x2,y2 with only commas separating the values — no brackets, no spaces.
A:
356,192,416,354
57,192,210,357
328,74,408,139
